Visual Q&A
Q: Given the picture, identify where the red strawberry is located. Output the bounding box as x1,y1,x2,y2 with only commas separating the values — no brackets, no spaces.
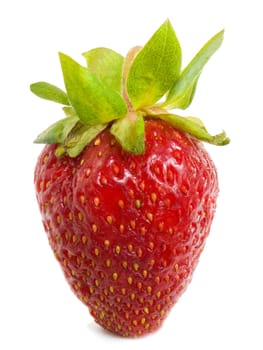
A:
32,20,229,337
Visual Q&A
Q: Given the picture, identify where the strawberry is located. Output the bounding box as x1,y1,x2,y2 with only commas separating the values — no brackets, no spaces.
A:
32,20,229,337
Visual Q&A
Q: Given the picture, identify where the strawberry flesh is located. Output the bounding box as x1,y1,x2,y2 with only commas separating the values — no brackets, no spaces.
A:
35,119,218,336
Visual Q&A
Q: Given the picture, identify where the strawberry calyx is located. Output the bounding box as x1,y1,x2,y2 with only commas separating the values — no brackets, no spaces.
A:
31,19,230,157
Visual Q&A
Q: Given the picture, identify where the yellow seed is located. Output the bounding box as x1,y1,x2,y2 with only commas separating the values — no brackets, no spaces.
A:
147,286,152,294
141,317,146,325
136,248,143,257
138,296,144,304
80,195,85,204
71,270,76,277
43,155,49,163
139,181,145,191
122,261,128,269
148,241,154,250
143,307,149,314
118,199,124,208
146,212,153,222
78,212,83,221
140,227,146,235
104,240,110,248
94,138,101,146
130,293,136,300
56,215,61,224
80,159,85,166
100,176,107,185
97,151,102,157
112,272,118,281
94,197,100,207
133,263,139,271
89,286,94,294
100,311,105,320
109,138,116,147
133,320,138,326
105,259,111,267
109,286,114,293
119,224,125,233
86,168,91,177
106,216,113,224
95,279,100,287
151,193,157,203
130,220,136,229
128,244,133,252
127,276,133,285
137,282,142,290
142,270,148,278
155,276,160,284
149,259,155,267
115,245,121,254
135,199,141,209
156,291,161,298
121,288,126,295
72,235,77,243
92,224,98,233
68,212,73,221
94,248,100,256
82,235,87,244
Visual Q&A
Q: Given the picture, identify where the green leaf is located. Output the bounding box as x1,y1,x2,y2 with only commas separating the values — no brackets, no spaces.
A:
82,48,123,92
110,112,145,154
158,113,230,145
164,30,224,110
34,115,79,144
64,123,107,157
59,53,127,126
30,82,70,105
126,19,182,109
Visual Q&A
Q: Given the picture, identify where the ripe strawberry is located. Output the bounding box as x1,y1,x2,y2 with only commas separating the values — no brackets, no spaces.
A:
32,20,229,337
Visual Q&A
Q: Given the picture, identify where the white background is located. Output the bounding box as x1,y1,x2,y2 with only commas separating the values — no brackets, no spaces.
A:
1,0,262,349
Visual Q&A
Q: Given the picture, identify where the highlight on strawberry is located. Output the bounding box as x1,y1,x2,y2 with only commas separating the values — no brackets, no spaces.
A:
31,19,229,337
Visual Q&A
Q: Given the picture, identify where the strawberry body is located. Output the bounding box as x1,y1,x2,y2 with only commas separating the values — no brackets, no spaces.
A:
35,119,218,336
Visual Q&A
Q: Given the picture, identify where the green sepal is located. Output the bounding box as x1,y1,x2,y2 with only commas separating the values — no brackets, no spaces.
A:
158,113,230,145
30,82,70,105
63,123,107,157
126,19,182,109
59,53,127,125
82,48,123,92
62,106,77,117
110,112,145,154
34,115,79,144
163,30,224,110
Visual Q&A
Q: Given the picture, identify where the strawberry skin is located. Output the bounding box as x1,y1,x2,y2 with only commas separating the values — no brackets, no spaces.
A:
35,119,218,337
